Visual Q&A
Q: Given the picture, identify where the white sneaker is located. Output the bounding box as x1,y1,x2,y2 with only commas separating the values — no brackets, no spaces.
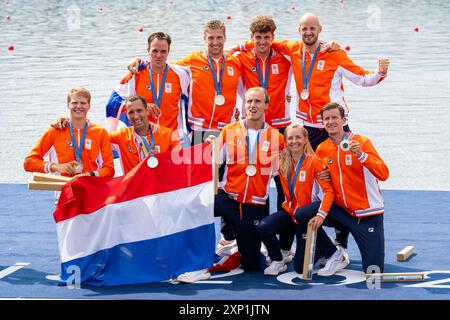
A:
265,250,292,265
176,269,211,283
264,260,287,276
216,239,238,256
317,247,350,277
282,250,293,263
337,245,350,264
318,246,348,267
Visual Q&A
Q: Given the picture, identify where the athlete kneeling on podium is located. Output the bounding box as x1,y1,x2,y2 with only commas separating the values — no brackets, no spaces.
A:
257,123,350,276
176,87,284,283
312,102,389,275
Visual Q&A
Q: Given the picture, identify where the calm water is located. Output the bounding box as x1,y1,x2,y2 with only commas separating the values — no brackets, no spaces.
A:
1,0,450,190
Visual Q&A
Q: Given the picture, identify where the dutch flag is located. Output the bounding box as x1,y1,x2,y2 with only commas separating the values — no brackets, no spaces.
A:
53,143,216,286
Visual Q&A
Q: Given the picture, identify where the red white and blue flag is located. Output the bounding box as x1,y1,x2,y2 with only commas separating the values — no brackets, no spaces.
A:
53,143,215,286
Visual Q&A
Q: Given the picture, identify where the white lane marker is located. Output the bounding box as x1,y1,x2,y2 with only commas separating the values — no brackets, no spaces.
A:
45,274,61,281
0,262,30,279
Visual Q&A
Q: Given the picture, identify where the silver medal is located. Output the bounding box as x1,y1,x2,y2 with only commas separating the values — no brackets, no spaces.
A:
75,162,83,174
300,89,309,100
147,156,159,168
340,140,351,152
215,94,225,106
245,165,257,177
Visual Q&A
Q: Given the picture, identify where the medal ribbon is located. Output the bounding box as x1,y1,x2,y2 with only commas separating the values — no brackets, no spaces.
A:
255,51,272,89
68,121,88,163
301,44,321,91
207,54,226,96
147,64,169,107
245,121,265,165
343,131,348,141
140,125,156,157
288,155,305,202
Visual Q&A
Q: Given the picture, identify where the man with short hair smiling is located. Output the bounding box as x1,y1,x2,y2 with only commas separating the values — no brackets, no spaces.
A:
235,15,293,130
218,16,294,263
109,95,180,174
271,13,390,149
314,102,389,276
24,86,114,178
106,32,190,145
175,20,243,144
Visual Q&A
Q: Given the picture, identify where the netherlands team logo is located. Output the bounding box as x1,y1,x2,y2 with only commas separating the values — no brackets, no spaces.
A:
317,60,325,71
271,64,279,74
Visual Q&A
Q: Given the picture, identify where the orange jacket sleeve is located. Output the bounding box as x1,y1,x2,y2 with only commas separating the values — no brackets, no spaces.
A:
268,40,298,55
23,127,56,173
313,156,335,218
357,137,389,181
169,129,181,151
108,130,121,144
97,128,115,177
172,52,194,67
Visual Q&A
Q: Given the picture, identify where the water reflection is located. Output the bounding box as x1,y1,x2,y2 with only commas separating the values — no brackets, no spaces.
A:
1,0,450,190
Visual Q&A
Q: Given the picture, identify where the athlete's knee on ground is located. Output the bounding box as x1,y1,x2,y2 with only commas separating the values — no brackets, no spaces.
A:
256,220,273,237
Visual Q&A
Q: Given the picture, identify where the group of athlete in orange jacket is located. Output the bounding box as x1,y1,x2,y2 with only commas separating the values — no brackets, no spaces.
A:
24,12,390,283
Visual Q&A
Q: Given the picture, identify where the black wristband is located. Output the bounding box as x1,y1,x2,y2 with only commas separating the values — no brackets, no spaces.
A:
89,171,96,177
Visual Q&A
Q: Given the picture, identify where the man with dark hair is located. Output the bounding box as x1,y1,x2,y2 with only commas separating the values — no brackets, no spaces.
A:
236,15,293,131
314,102,389,276
106,32,190,146
128,20,244,146
109,95,181,174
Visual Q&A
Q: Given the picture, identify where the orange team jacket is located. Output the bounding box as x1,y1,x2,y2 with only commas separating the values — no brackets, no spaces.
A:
279,154,334,221
267,40,387,128
24,123,114,177
234,49,293,129
174,51,243,131
106,63,190,143
315,132,389,218
218,120,285,205
109,124,180,174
